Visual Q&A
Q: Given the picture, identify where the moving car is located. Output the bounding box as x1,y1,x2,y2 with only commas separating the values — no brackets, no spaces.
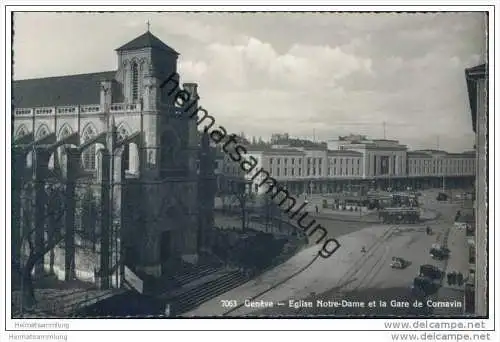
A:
411,276,439,296
419,264,442,280
454,222,468,230
390,257,409,269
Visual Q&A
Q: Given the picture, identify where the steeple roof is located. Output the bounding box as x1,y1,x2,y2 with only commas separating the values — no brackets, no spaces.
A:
116,31,179,55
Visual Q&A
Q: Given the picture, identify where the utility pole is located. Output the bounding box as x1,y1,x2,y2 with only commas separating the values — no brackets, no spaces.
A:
436,135,445,192
383,121,386,139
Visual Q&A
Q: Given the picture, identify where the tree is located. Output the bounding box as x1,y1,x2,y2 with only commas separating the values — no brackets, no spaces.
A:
229,182,253,231
13,177,107,310
75,185,100,250
13,180,67,310
262,194,281,233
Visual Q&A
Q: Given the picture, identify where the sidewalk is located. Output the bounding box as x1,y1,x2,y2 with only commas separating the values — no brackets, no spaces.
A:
433,225,469,316
443,226,470,287
295,196,372,215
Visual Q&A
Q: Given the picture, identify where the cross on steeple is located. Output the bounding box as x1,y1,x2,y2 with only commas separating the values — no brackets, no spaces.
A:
146,20,151,32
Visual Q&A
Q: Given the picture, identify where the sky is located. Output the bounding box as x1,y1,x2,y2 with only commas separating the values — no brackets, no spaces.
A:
13,12,487,152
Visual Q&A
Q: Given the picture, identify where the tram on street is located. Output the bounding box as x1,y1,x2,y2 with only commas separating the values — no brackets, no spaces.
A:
378,208,420,224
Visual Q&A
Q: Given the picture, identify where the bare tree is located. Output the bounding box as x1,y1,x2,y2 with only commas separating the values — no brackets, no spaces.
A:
229,182,253,231
261,194,283,233
13,180,67,309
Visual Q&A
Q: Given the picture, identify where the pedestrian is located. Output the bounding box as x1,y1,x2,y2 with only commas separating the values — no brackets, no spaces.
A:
457,272,464,286
315,205,319,213
446,272,452,286
450,271,457,286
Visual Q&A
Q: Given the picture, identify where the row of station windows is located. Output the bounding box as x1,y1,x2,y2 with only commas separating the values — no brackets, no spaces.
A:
221,156,475,178
268,156,361,166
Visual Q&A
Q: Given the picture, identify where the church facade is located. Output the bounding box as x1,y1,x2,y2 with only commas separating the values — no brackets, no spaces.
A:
13,30,215,286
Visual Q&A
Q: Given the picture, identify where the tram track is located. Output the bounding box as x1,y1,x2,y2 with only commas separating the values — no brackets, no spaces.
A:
251,192,448,317
288,225,399,316
348,245,392,293
332,225,398,291
226,224,399,316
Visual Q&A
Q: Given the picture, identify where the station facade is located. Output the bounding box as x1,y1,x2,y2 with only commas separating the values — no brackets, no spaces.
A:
217,134,475,196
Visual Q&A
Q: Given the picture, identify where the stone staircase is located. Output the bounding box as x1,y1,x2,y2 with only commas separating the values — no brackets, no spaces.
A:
12,285,124,318
168,269,248,316
172,263,220,286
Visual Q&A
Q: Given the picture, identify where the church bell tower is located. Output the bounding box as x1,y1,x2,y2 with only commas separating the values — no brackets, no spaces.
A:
114,28,180,177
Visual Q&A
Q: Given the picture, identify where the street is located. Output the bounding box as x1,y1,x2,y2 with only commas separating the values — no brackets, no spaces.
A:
226,189,468,317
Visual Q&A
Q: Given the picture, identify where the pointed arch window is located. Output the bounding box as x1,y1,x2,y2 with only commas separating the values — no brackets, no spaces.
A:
60,126,71,140
16,125,27,139
117,125,130,170
58,125,73,170
36,125,49,139
131,62,139,102
82,125,97,170
117,125,129,142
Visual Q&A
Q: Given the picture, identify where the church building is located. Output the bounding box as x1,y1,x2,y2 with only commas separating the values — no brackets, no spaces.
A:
12,29,216,288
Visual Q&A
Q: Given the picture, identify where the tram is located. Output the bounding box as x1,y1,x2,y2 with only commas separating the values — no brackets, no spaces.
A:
378,208,420,224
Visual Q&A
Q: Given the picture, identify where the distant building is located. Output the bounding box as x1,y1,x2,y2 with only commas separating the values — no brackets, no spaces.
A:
465,63,488,317
214,146,248,194
216,135,475,196
270,133,290,144
329,134,408,180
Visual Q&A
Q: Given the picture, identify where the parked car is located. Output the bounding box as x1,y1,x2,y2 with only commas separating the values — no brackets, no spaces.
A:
411,276,439,296
390,257,410,269
419,264,442,280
